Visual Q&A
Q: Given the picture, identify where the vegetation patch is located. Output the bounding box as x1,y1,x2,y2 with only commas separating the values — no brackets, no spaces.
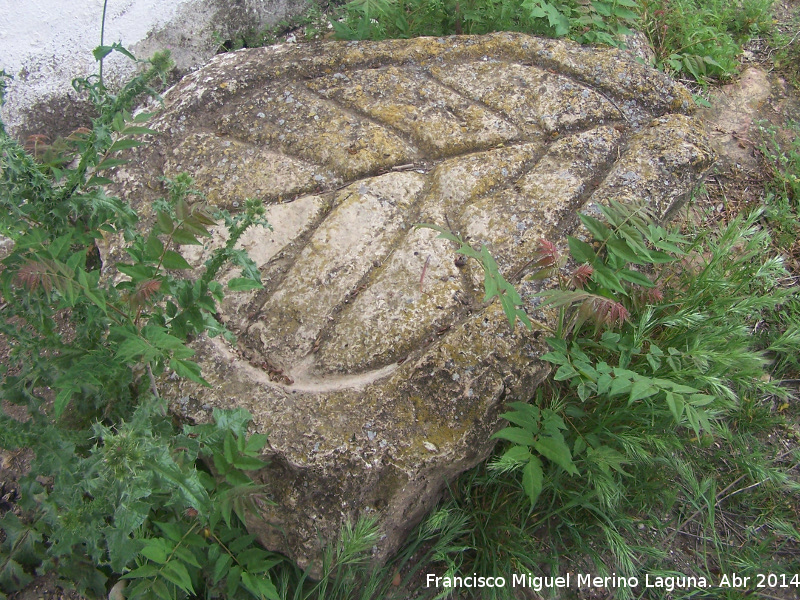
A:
2,1,800,599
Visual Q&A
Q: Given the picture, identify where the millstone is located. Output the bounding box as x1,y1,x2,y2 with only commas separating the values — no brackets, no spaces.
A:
110,31,714,573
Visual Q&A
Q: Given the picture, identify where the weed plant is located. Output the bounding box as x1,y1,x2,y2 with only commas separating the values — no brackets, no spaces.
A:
413,202,800,599
3,3,799,599
0,44,291,599
330,0,640,48
772,5,800,87
638,0,773,82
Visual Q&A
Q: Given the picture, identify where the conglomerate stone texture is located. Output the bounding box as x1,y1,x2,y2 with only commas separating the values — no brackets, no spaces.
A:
109,31,715,574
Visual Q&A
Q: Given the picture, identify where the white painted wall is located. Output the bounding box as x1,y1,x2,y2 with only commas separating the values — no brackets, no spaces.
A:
0,0,308,138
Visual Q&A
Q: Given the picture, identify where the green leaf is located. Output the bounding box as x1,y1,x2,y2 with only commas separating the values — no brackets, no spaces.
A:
241,571,280,600
223,431,237,464
591,263,624,292
225,469,253,487
209,553,232,584
96,158,128,171
173,545,202,569
86,175,114,186
568,236,597,264
93,45,114,61
228,277,263,291
540,350,569,366
170,358,210,386
491,427,536,446
619,268,654,287
144,458,211,516
689,394,715,407
161,561,194,594
108,138,143,153
156,211,174,235
0,558,33,592
630,379,658,402
554,363,578,381
232,455,269,471
244,433,270,455
161,250,192,270
502,445,534,464
521,456,544,506
154,521,184,542
140,539,169,564
534,436,578,475
121,564,160,581
78,269,106,313
53,386,76,419
665,391,685,423
48,233,74,258
498,410,540,433
151,579,172,600
170,227,203,246
145,233,165,261
227,566,244,597
607,237,648,265
579,213,612,242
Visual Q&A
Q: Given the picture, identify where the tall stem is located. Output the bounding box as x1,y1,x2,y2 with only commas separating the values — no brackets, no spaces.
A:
99,0,109,84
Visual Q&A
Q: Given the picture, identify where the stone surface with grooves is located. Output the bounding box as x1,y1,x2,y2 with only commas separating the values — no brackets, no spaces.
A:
109,32,715,574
